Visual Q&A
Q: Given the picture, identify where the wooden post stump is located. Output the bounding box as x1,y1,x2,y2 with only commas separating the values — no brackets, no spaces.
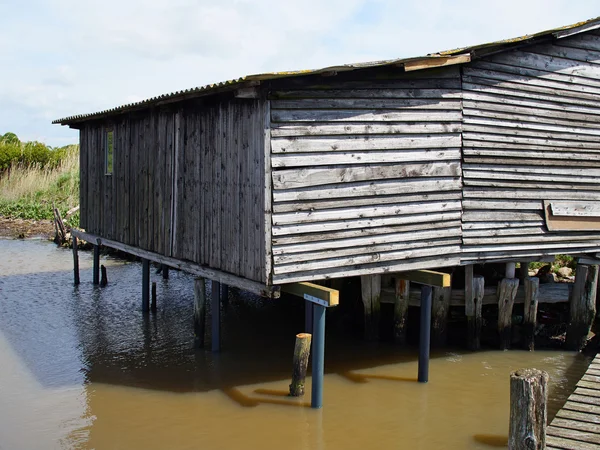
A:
93,244,100,285
566,264,598,351
142,259,150,313
466,273,485,351
151,282,157,312
162,265,169,280
393,278,409,345
72,236,80,286
519,262,529,282
100,265,108,287
509,368,548,450
361,275,381,341
498,278,519,350
211,280,221,352
523,277,540,351
289,333,312,396
194,278,206,348
432,286,451,347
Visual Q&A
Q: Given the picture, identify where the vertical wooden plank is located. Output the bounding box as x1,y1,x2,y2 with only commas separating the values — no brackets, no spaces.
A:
498,278,520,350
361,274,381,341
211,104,222,269
566,264,598,351
262,98,272,284
172,110,182,258
164,112,173,256
79,128,87,230
393,278,410,344
523,277,540,351
431,286,451,347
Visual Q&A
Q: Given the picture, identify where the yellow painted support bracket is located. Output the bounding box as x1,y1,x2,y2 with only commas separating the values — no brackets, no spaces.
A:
281,282,340,307
396,270,451,287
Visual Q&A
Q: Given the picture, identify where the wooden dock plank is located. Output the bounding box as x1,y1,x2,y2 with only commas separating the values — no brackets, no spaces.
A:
547,426,600,445
546,435,600,450
557,409,600,425
578,380,600,391
575,387,600,399
551,417,600,434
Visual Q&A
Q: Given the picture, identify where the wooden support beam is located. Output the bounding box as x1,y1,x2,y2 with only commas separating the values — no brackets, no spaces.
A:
523,277,540,351
506,262,516,279
393,278,410,345
71,229,280,298
498,278,520,350
194,278,206,348
100,265,108,287
509,368,548,450
396,269,451,287
404,54,471,72
142,259,150,313
519,262,529,282
162,265,169,280
431,286,451,347
72,236,80,286
93,244,100,285
566,264,598,351
211,280,221,352
281,282,339,307
468,275,485,350
151,282,157,312
361,275,381,341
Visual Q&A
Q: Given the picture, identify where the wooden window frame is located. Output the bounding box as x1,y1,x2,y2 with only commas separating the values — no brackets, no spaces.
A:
105,128,114,176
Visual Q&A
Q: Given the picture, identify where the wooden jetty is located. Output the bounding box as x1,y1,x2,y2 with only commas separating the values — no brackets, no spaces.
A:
547,354,600,450
55,17,600,407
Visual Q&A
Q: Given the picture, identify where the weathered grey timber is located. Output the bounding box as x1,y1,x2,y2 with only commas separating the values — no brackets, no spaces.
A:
56,19,600,291
566,264,599,351
509,368,548,450
523,277,540,351
547,354,600,450
289,333,312,396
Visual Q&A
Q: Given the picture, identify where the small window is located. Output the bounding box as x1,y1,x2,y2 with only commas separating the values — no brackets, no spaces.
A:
105,129,114,175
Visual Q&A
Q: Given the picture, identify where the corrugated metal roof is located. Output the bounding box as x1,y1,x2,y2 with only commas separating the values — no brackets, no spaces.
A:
54,16,600,126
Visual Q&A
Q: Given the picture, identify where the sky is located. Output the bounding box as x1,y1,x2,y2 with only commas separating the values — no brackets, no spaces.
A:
0,0,598,147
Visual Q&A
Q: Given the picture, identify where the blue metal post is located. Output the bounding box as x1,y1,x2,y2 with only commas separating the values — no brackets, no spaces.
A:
305,301,314,334
311,303,326,408
418,285,432,383
142,259,150,312
211,280,221,352
92,245,100,285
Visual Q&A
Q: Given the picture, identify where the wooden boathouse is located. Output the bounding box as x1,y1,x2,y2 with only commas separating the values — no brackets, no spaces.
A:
55,18,600,407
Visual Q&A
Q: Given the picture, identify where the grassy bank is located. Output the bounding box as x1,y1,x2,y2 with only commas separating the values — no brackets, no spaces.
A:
0,144,80,227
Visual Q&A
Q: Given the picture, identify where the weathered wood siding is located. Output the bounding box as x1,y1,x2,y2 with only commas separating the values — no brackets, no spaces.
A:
268,68,464,283
461,30,600,263
79,98,268,282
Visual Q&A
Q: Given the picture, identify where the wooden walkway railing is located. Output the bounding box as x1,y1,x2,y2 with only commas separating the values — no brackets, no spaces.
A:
547,354,600,449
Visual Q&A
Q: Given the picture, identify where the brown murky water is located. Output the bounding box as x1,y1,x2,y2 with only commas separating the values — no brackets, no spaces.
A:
0,239,591,450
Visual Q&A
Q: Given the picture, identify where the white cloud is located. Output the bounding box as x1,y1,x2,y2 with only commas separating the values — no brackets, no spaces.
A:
0,0,599,145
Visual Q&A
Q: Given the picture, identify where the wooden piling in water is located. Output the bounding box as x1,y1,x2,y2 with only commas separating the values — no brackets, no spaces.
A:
431,286,451,347
151,282,157,312
498,277,519,350
162,265,169,279
72,236,80,286
360,274,381,341
100,265,108,287
509,368,548,450
211,280,221,352
523,277,540,351
289,333,312,397
393,278,409,345
194,278,206,348
466,270,484,350
566,264,598,351
93,244,100,285
142,259,150,312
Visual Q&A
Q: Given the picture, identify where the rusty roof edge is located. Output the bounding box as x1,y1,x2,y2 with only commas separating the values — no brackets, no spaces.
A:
53,16,600,126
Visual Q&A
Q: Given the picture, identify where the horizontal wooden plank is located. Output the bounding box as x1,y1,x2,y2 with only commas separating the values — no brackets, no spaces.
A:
547,425,600,445
575,388,600,399
464,170,600,185
272,211,462,236
463,188,600,201
557,33,600,52
274,177,461,202
563,400,600,415
273,200,461,225
270,78,462,91
551,202,600,218
464,116,600,140
464,179,600,192
463,200,542,211
271,122,461,137
273,192,462,213
463,220,545,230
463,234,600,246
466,163,600,178
545,201,600,231
280,282,339,307
272,149,461,167
463,211,542,222
271,109,463,123
271,88,461,100
462,241,600,254
271,134,461,153
557,409,600,425
272,162,460,189
404,54,471,71
464,226,545,238
464,156,600,168
464,125,600,147
569,394,600,407
396,269,451,287
272,220,462,246
546,434,600,450
71,229,279,298
578,381,600,391
271,98,462,111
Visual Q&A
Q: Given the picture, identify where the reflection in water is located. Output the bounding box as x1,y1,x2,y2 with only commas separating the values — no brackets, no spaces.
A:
0,239,592,449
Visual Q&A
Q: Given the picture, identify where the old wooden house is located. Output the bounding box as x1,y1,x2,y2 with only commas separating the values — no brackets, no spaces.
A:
56,18,600,405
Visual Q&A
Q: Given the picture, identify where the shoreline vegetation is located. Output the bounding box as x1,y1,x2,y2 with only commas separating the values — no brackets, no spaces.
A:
0,132,79,238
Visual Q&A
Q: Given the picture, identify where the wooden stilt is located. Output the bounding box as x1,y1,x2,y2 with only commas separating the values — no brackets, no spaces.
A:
93,244,100,285
211,280,221,352
418,285,432,383
523,277,540,351
162,265,169,279
151,282,157,312
519,262,529,282
100,265,108,287
360,274,381,341
498,278,520,350
72,236,80,286
467,275,485,350
289,333,312,396
311,304,326,408
509,368,548,450
194,278,206,348
431,286,451,347
221,283,229,312
566,264,598,351
393,278,409,345
305,301,313,334
142,259,150,313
